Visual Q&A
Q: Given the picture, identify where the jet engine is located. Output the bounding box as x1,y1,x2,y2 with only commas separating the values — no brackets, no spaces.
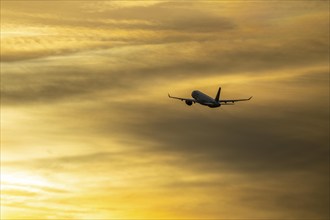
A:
185,100,193,106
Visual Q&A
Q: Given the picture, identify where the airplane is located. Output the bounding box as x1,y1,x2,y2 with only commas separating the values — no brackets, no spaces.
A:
168,87,252,108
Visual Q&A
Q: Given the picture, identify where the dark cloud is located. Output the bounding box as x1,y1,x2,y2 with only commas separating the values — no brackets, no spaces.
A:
104,94,328,217
2,69,104,104
110,98,328,173
158,15,235,32
2,35,328,106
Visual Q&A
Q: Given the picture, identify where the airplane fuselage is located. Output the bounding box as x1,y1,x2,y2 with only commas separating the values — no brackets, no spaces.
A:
191,90,221,108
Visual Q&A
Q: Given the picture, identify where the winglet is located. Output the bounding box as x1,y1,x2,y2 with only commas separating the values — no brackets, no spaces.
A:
249,96,253,100
168,93,171,98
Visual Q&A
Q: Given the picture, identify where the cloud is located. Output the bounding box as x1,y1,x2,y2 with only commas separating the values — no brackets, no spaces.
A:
2,35,328,106
4,69,327,217
2,0,327,66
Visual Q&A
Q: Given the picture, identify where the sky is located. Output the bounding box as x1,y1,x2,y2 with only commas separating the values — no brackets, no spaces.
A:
1,1,329,219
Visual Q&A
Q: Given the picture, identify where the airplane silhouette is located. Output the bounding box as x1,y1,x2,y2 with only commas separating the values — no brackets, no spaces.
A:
168,87,252,108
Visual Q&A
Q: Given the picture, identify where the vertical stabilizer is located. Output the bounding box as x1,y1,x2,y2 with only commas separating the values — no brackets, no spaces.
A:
215,87,221,102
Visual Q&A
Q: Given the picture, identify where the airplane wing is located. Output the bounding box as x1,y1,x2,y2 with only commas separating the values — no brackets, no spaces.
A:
168,94,196,103
219,96,253,103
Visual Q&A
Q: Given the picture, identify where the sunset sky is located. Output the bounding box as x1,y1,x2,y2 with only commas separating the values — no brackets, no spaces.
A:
1,1,329,219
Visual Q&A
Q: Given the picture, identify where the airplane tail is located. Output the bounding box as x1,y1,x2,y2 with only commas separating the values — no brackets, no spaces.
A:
215,87,221,102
